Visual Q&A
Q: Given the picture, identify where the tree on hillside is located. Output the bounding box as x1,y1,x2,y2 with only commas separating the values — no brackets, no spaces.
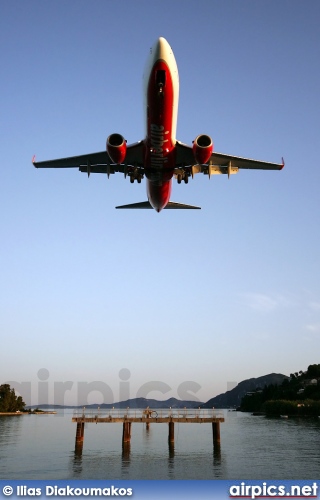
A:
306,364,320,378
0,384,25,412
240,365,320,412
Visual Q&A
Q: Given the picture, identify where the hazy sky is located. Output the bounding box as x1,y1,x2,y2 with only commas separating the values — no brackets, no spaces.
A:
1,0,319,406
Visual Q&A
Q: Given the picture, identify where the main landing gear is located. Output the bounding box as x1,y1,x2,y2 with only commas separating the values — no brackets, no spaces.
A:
130,173,142,184
177,173,189,184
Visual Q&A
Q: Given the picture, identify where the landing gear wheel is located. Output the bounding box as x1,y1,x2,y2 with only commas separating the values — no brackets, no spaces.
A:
177,174,182,184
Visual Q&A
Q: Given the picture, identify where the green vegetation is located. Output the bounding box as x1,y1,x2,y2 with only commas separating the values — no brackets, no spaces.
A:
240,364,320,415
0,384,26,412
264,399,320,417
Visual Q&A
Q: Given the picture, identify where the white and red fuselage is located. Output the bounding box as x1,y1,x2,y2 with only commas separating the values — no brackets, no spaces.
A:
143,37,179,212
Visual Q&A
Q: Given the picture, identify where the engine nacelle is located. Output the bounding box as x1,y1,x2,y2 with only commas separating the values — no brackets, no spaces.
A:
192,134,213,165
106,133,127,164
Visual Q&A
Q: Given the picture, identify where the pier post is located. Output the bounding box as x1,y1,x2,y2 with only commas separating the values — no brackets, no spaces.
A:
122,422,132,444
168,421,174,443
168,440,175,461
75,422,85,443
212,421,220,446
75,421,85,454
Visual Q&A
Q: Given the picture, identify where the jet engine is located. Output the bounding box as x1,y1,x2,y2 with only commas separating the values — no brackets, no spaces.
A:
106,133,127,164
192,134,213,165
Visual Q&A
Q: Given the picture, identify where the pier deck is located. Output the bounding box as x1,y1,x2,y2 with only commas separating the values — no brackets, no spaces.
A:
72,407,224,425
72,408,224,453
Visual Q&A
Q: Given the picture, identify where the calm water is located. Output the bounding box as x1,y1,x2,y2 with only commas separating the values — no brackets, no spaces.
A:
0,410,319,480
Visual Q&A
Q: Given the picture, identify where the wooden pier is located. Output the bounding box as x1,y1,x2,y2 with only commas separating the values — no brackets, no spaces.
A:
72,407,224,454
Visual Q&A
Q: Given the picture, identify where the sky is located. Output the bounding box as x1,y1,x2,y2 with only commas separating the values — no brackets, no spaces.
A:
1,0,320,406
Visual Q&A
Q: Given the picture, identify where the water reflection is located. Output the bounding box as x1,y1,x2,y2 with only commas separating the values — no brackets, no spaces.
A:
213,443,221,466
168,440,175,471
0,415,23,446
121,442,131,467
72,450,83,475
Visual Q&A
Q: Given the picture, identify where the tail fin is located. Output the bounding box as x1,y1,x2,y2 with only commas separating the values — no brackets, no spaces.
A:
116,201,201,210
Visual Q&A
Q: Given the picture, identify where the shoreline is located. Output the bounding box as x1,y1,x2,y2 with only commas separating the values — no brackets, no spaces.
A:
0,412,25,416
0,411,57,416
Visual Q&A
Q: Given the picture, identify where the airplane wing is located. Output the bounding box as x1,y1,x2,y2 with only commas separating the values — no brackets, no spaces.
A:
175,141,284,177
33,141,145,176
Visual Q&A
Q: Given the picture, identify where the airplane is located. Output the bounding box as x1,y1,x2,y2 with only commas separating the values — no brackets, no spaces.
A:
33,37,284,212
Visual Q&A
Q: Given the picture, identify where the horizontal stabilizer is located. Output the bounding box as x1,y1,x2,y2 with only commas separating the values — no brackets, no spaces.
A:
116,201,153,209
116,201,201,209
164,201,201,209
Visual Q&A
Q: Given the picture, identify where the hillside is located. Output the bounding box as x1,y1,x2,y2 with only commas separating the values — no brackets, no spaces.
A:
200,373,288,409
29,397,203,410
240,364,320,414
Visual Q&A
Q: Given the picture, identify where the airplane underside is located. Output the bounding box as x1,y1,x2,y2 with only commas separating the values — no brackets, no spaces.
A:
32,37,284,211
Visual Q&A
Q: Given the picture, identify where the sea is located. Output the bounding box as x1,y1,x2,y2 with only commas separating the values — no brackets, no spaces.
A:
0,409,319,480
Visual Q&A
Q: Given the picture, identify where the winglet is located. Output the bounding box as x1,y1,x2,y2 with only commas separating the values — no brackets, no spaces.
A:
32,155,36,165
281,157,285,169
